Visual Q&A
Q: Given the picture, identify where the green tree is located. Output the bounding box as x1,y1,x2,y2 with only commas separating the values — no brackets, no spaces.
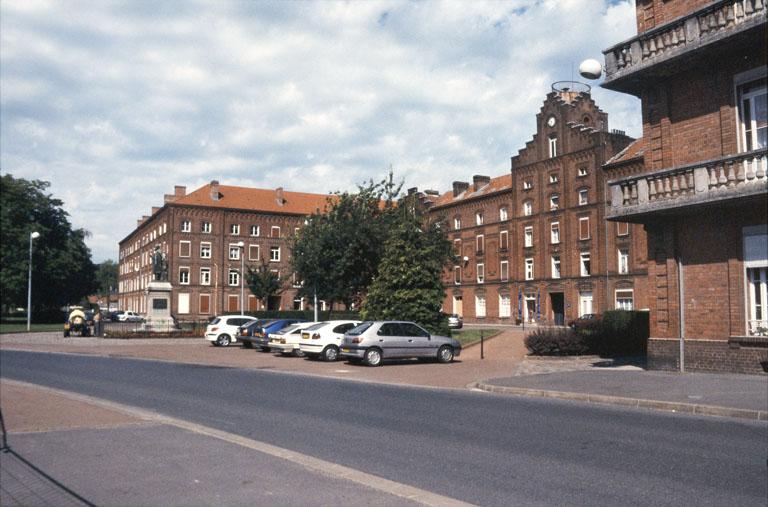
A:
246,258,283,310
95,260,118,294
361,193,453,335
291,174,400,310
0,174,96,320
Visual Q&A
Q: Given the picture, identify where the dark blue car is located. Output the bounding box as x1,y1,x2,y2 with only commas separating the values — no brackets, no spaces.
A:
239,319,306,351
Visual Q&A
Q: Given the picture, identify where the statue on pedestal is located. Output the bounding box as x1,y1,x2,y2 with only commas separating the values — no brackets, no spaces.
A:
151,245,168,282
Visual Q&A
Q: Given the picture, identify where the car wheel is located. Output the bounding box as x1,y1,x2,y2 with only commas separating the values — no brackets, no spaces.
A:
437,345,454,364
322,345,339,362
364,347,382,367
242,341,253,349
261,347,271,353
292,349,305,357
216,334,231,347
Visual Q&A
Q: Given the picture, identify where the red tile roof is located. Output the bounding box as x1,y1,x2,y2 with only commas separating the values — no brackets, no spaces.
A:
430,173,512,208
605,138,644,166
174,182,333,215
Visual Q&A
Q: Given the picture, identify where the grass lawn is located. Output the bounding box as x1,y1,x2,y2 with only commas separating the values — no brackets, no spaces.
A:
0,323,63,334
451,328,501,346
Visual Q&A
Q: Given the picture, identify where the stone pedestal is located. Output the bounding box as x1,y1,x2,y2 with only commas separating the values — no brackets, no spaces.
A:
144,281,176,332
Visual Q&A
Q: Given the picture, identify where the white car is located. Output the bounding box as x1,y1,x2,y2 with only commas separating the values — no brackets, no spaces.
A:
118,311,143,322
298,320,361,361
268,322,318,356
205,315,257,347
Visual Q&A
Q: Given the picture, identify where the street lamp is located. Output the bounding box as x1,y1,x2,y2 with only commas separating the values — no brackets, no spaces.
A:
237,241,245,314
27,231,40,331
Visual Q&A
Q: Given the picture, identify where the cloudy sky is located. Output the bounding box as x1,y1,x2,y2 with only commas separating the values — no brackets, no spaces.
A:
1,0,640,263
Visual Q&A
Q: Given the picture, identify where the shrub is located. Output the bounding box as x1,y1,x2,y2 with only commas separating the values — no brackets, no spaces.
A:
222,310,361,321
525,327,590,356
587,310,649,356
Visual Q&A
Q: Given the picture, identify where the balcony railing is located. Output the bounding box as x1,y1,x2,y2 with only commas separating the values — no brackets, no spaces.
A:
607,149,767,218
603,0,766,84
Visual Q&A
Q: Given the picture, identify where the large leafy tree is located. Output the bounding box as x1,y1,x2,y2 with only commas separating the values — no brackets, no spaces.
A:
0,174,97,319
95,260,118,294
291,174,400,309
361,193,453,335
246,258,283,310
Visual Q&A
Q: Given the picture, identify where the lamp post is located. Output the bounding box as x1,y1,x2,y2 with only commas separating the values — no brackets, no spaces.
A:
27,231,40,331
237,241,245,314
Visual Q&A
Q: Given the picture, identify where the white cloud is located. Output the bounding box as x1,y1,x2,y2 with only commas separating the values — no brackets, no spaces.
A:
0,0,640,262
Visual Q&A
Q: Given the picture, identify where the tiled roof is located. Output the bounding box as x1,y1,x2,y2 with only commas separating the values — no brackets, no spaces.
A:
173,182,333,215
605,138,644,166
429,173,512,208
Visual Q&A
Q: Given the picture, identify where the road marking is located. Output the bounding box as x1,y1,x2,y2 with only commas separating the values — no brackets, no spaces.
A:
3,379,476,507
334,369,350,373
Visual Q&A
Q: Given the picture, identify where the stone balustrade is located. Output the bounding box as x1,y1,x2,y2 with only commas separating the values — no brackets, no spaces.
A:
604,0,766,82
608,149,767,217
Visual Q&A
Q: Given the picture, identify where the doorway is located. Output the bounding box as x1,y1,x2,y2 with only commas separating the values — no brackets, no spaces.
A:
550,292,564,326
525,296,536,323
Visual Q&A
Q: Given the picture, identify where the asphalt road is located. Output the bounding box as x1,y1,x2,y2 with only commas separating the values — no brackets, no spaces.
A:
2,350,766,506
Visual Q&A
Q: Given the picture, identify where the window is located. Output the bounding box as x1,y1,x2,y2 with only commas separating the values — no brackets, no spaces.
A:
523,180,533,190
579,291,593,316
475,212,484,226
618,248,629,274
270,246,280,262
549,173,559,184
578,189,588,205
615,290,634,310
477,263,485,283
271,226,281,238
199,294,211,314
499,207,508,221
200,242,211,259
229,244,241,260
249,244,260,261
453,266,461,285
551,222,560,244
500,260,509,281
524,226,533,248
200,268,211,286
454,217,461,230
453,239,461,256
500,230,509,251
499,294,511,318
230,224,240,235
178,293,190,314
737,76,767,153
525,258,534,280
179,267,190,285
228,269,240,286
251,225,260,236
179,241,191,257
475,295,486,318
578,165,588,177
201,221,211,233
551,255,561,279
523,200,533,216
745,226,768,335
476,235,484,254
548,135,557,158
549,194,559,210
617,222,630,236
580,252,591,277
181,220,191,233
579,217,590,240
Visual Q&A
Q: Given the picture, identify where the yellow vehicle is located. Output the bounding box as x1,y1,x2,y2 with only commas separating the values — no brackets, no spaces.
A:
64,307,91,337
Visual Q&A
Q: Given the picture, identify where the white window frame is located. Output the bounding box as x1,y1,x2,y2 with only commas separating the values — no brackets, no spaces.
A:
500,260,509,282
549,194,559,211
551,222,560,244
200,267,211,286
579,291,593,317
551,255,561,279
200,242,211,259
453,265,461,285
201,221,212,233
270,246,281,262
618,248,629,275
548,135,557,158
578,165,588,177
251,225,260,237
179,240,191,258
453,239,461,256
271,226,281,238
475,295,486,318
499,207,508,221
249,244,260,262
579,217,590,240
617,222,630,236
230,224,240,235
476,263,485,284
500,230,509,251
179,267,190,285
524,226,533,248
228,269,240,286
744,225,768,335
181,220,191,233
229,244,241,260
475,212,484,226
525,257,534,280
523,200,533,216
476,234,484,254
735,67,767,154
615,290,634,310
523,180,533,190
499,294,511,318
578,189,588,206
454,217,461,230
549,173,559,184
580,252,591,277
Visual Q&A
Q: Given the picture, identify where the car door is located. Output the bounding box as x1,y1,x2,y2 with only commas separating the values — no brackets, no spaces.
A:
400,323,433,357
375,323,404,357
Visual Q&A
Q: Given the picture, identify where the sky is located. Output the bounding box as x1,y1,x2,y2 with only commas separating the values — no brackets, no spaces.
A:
1,0,640,263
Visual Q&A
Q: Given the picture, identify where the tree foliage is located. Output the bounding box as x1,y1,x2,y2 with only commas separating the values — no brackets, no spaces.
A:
0,174,96,319
246,258,283,309
95,260,118,294
291,173,400,308
360,194,453,335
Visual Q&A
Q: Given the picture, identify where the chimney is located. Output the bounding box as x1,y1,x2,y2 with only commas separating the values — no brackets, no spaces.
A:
174,185,186,197
473,175,491,191
164,194,176,204
407,187,418,195
452,181,469,197
424,189,440,196
276,187,285,206
137,215,149,227
151,206,160,215
210,180,220,201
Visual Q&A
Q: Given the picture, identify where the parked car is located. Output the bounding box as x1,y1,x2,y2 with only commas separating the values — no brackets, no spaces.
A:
236,319,276,348
117,311,143,322
109,311,122,322
239,319,305,350
268,322,319,356
567,313,602,331
340,321,462,367
205,315,257,347
447,314,463,329
298,320,361,361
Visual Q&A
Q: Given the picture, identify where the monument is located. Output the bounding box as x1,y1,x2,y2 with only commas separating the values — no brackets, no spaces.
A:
144,246,176,332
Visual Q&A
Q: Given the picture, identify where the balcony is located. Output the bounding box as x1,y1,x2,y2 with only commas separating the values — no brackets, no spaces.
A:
603,0,766,95
607,149,767,221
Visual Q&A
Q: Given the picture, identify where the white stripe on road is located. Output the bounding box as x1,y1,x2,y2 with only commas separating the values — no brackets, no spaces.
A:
3,379,475,507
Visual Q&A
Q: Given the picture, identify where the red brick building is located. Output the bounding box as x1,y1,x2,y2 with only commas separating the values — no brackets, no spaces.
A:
429,85,648,325
601,0,767,373
118,181,331,321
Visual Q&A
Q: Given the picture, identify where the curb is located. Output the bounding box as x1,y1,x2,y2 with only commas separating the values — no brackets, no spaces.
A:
470,382,768,422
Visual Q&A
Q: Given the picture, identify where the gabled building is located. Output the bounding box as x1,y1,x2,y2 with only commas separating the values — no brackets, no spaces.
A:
601,0,767,373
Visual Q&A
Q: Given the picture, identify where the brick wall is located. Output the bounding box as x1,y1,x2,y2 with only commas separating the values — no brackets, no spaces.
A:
635,0,717,33
648,338,768,374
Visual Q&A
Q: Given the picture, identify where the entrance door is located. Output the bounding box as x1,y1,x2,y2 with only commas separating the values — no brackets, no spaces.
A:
579,291,593,317
525,297,536,323
453,295,463,316
550,293,565,326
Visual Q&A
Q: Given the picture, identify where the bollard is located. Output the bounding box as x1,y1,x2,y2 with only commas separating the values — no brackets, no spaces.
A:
480,330,484,359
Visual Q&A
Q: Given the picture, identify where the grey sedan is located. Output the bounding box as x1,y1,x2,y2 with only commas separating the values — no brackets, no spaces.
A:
339,321,461,367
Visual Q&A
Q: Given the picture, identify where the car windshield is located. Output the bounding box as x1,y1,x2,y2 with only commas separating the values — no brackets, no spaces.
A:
210,318,221,325
274,324,301,335
347,322,374,335
303,322,328,331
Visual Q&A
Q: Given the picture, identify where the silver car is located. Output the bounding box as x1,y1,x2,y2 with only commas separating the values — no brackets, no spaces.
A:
339,321,461,367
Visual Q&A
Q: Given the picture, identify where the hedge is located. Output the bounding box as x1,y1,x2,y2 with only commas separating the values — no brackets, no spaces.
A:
220,310,361,321
525,327,590,356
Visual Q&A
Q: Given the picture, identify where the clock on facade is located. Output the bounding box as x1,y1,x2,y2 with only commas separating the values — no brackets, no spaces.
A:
547,116,556,127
